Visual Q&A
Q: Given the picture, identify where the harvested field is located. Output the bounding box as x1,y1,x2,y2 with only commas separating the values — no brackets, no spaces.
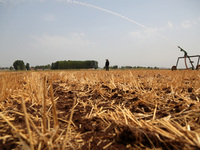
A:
0,70,200,150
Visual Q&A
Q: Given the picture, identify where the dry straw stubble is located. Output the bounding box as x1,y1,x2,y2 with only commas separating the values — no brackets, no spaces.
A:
0,70,200,149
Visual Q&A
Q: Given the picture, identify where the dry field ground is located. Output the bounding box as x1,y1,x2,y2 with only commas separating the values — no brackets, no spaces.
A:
0,70,200,150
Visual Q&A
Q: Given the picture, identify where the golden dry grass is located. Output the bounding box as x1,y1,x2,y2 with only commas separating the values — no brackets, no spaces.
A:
0,70,200,149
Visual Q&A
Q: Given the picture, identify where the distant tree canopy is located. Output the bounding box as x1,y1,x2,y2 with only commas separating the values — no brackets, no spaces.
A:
13,60,25,70
51,60,98,70
121,66,133,69
25,63,30,70
120,66,159,69
34,64,51,70
104,65,118,69
110,65,118,69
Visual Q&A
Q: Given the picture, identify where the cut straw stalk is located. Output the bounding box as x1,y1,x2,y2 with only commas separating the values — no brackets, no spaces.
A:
118,106,128,125
140,120,175,140
103,140,114,149
50,80,59,128
157,119,196,145
43,76,47,134
21,97,34,150
153,100,158,120
0,113,27,140
88,106,94,119
62,96,77,150
7,110,47,141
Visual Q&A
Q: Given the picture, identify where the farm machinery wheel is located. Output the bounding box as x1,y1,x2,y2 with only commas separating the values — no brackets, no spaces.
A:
171,66,177,71
196,65,200,70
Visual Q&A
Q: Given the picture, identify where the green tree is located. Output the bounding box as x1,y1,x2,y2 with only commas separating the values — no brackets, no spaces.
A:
9,66,14,70
111,65,118,69
25,63,30,70
51,60,98,70
13,60,25,70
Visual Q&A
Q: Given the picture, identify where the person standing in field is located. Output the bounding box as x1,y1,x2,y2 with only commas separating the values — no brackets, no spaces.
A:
105,59,109,71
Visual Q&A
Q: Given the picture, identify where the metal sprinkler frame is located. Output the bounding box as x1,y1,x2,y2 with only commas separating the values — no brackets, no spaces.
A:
171,46,200,71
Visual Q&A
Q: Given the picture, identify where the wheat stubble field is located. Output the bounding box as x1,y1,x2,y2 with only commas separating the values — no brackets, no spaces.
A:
0,70,200,150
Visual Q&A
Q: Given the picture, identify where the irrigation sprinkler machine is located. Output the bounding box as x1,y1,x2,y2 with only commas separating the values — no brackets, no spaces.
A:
172,46,200,71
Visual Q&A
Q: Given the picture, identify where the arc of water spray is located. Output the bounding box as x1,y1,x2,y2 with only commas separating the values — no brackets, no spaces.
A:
65,0,177,46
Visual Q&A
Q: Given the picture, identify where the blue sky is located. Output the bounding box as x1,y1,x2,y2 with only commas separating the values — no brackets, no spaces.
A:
0,0,200,68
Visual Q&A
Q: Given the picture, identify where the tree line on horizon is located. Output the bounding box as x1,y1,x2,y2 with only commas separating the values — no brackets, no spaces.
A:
51,60,98,70
2,60,98,71
105,65,159,70
0,60,160,71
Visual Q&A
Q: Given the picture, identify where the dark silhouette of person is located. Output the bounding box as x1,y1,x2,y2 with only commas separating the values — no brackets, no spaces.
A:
105,59,109,71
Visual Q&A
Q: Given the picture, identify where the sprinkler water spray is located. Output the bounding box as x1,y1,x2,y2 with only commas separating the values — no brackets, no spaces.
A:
65,0,177,47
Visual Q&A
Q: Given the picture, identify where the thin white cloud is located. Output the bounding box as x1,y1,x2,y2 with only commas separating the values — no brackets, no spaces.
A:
0,0,46,5
167,21,174,29
197,17,200,23
181,20,193,29
129,27,165,39
30,33,95,50
129,30,149,39
43,14,56,21
181,17,200,29
0,0,27,5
